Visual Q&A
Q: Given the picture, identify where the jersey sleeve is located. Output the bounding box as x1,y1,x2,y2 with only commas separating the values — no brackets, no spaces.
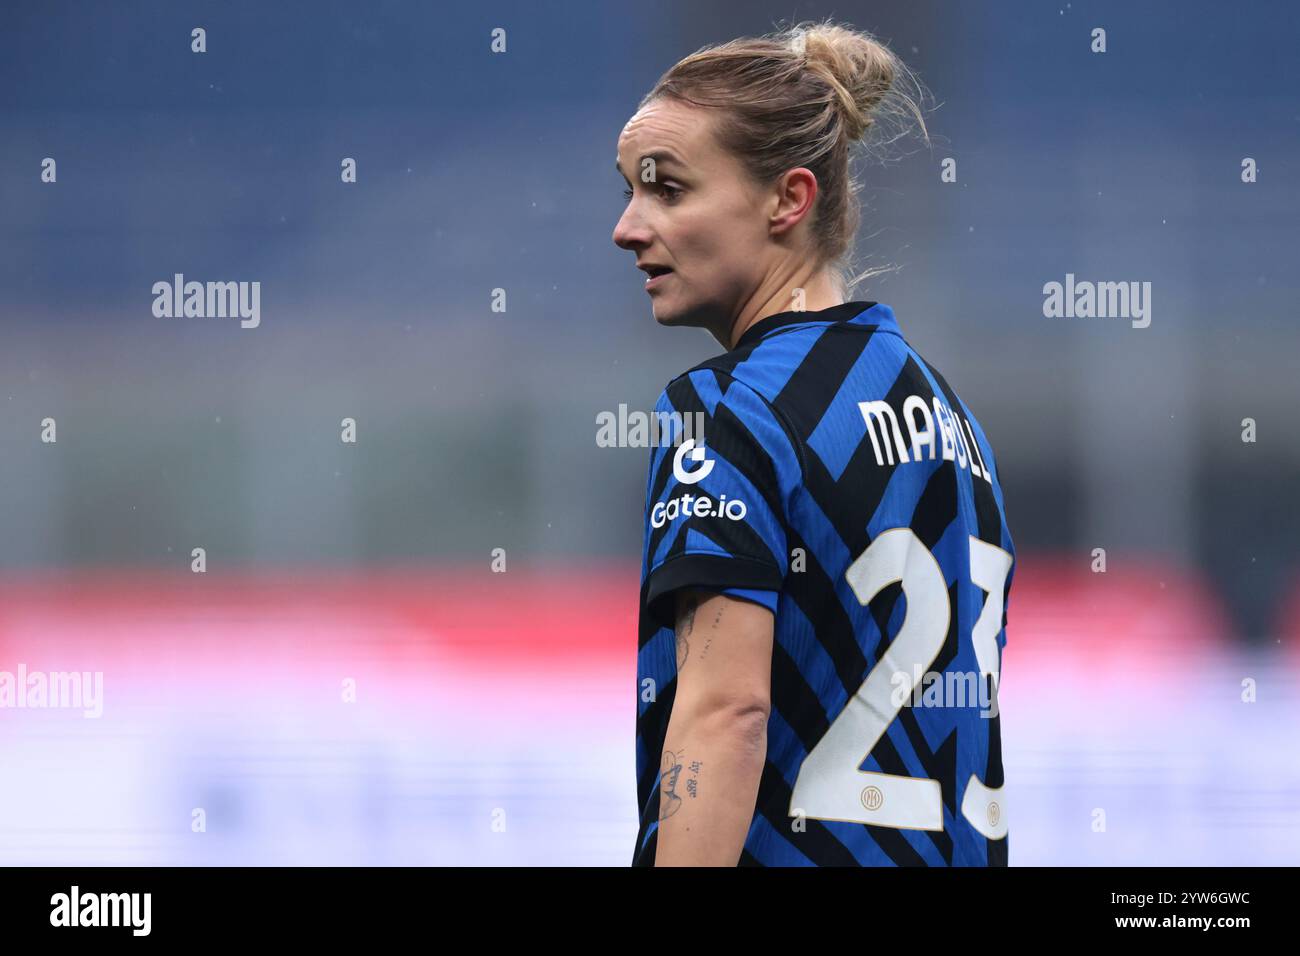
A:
640,370,802,630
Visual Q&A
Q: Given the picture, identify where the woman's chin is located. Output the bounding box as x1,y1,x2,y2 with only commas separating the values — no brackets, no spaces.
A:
651,297,694,327
650,302,678,325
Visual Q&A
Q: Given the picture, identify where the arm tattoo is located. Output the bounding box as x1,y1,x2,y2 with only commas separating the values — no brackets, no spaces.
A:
677,593,728,668
686,760,702,799
659,749,684,820
700,604,723,661
675,592,697,670
659,750,704,821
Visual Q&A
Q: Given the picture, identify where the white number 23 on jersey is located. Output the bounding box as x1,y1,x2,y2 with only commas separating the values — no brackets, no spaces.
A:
789,529,1012,839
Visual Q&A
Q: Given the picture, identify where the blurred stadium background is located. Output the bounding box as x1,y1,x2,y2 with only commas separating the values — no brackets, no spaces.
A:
1,1,1298,865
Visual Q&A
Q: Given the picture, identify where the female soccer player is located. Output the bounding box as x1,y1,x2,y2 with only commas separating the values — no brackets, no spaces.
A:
613,21,1015,866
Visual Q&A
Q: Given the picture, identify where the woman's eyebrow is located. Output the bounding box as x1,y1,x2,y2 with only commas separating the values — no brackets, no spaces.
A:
616,150,687,182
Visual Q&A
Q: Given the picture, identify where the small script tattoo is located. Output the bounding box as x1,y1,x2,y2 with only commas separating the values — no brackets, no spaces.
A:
677,593,727,669
686,760,702,798
700,604,723,661
675,594,697,669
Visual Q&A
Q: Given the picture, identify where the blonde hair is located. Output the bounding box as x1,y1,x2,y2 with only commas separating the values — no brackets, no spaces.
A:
641,19,931,295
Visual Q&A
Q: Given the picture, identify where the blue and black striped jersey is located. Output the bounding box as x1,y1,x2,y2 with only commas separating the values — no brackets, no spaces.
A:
633,301,1015,866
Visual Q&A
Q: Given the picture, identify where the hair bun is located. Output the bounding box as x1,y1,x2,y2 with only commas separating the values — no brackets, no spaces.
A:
794,23,897,141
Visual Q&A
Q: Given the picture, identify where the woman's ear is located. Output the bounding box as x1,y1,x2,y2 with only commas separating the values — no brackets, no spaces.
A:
768,167,819,237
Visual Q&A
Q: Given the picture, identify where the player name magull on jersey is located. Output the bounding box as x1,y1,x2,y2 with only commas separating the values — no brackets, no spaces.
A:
859,394,992,483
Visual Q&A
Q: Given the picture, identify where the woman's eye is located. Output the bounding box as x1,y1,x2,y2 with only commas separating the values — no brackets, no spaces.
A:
622,183,681,204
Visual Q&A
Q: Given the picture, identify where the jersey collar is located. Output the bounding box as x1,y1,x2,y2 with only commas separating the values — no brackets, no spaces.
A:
733,300,887,350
